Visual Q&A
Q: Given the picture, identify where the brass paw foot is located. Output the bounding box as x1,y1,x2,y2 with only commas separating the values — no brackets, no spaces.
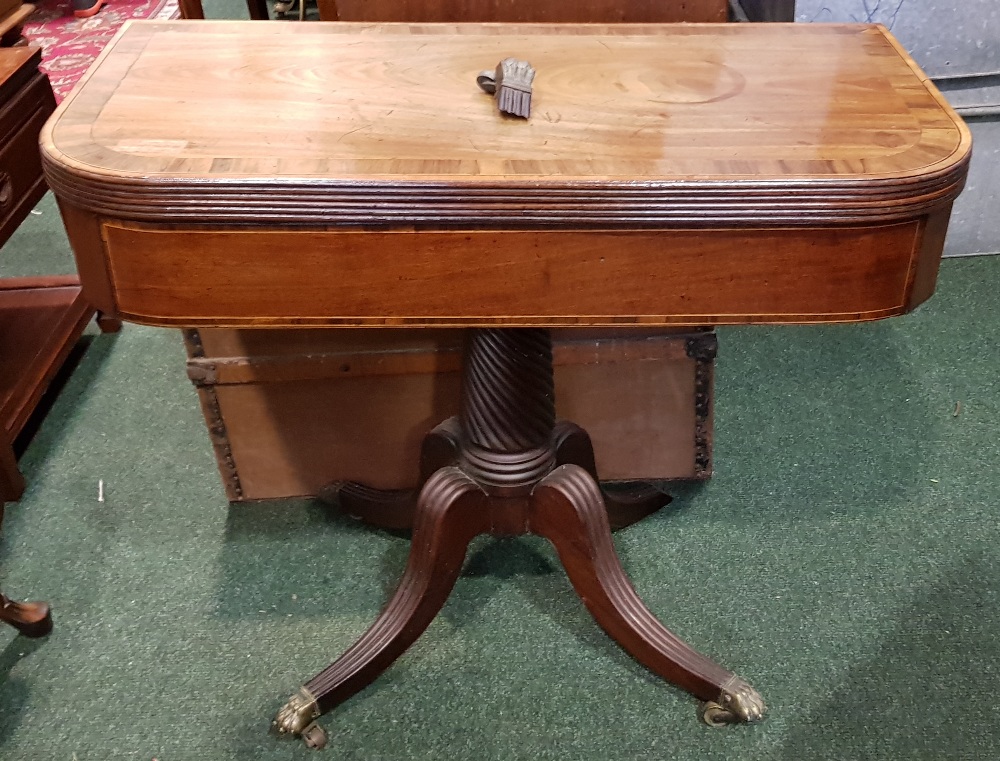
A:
699,676,766,726
272,688,325,747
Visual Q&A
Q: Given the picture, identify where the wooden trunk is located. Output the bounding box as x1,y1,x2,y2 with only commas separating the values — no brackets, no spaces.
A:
184,328,716,502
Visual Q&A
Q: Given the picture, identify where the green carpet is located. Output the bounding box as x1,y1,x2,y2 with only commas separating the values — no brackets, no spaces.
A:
3,189,999,760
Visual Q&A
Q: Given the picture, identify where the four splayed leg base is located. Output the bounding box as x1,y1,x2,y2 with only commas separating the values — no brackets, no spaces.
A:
273,328,764,748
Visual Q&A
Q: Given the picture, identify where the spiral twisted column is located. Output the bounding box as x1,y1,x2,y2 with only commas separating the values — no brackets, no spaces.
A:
458,328,557,493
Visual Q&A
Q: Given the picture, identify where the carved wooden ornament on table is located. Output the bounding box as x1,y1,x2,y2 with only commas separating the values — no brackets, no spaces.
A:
477,58,535,118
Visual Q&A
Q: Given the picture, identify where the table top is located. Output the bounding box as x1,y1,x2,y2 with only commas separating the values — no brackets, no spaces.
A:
41,21,970,328
42,20,970,228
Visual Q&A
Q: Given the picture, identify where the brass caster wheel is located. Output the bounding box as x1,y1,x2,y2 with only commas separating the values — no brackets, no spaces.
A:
302,721,328,750
700,700,735,727
699,676,766,727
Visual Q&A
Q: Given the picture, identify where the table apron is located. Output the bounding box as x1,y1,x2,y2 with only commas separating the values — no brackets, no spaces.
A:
83,215,946,328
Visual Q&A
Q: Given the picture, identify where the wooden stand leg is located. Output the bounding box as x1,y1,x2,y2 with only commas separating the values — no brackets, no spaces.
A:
0,441,25,502
273,467,489,749
531,464,763,724
278,328,761,747
96,312,122,333
176,0,205,18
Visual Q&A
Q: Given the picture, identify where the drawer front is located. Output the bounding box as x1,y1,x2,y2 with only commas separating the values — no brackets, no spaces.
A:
100,221,926,328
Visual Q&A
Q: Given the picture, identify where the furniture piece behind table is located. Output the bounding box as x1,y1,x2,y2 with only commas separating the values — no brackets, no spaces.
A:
0,47,117,502
177,0,268,20
0,0,21,23
0,51,60,633
317,0,728,22
178,0,731,23
185,327,716,502
0,44,73,646
0,3,33,48
40,21,970,748
736,0,795,22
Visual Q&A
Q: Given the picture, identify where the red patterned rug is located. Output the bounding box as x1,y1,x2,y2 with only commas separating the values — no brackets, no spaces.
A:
24,0,179,101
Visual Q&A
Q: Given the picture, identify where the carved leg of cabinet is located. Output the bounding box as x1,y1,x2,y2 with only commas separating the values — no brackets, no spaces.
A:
0,593,53,638
530,464,764,725
319,419,462,531
96,312,123,333
0,442,25,502
274,467,488,745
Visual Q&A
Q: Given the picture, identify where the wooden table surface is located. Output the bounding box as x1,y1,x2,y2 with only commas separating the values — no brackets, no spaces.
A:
41,21,971,328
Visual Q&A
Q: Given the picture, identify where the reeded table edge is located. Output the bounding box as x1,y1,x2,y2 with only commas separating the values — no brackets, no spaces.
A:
39,20,973,228
39,157,970,227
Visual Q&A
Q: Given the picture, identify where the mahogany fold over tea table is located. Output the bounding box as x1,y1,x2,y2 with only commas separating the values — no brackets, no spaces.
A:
41,21,969,748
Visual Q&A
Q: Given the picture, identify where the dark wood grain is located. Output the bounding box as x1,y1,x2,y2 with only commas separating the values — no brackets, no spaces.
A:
175,0,204,18
53,201,117,316
0,278,94,500
0,51,55,246
41,24,969,330
552,421,672,529
324,418,462,530
96,222,931,327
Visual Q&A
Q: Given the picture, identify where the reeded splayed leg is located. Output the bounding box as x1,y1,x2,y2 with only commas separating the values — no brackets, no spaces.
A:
273,467,489,747
530,464,765,726
279,327,757,750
